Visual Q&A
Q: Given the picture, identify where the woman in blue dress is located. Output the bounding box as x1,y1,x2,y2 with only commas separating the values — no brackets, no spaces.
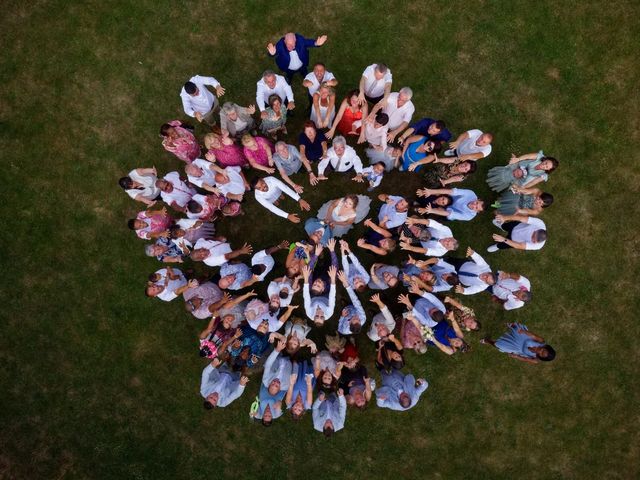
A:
399,135,442,172
481,323,555,364
486,151,558,192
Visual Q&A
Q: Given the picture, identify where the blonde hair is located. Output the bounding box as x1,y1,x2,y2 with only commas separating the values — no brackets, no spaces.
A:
240,134,255,146
204,133,220,150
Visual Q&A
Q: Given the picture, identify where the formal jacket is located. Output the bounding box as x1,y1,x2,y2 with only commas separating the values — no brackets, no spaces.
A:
270,33,318,72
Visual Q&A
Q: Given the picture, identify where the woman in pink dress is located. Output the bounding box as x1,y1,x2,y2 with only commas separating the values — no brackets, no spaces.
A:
241,135,275,174
128,207,173,240
160,120,200,164
203,129,248,168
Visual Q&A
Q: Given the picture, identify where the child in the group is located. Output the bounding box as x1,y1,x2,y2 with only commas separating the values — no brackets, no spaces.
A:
360,162,386,191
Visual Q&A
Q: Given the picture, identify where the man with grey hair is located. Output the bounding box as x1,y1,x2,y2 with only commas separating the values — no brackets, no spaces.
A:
267,32,328,84
256,70,295,118
219,102,256,138
368,87,415,143
273,141,313,194
317,136,364,182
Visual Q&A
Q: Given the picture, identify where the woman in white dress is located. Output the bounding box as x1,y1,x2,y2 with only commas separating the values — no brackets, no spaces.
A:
310,83,336,130
316,194,371,237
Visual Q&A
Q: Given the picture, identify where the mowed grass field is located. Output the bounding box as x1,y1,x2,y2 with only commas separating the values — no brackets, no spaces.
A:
1,1,639,478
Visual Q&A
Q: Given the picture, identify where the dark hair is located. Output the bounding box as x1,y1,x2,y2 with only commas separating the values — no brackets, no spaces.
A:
261,418,273,427
538,345,556,362
543,156,559,173
119,176,133,190
268,94,281,108
148,273,161,282
432,120,446,131
350,323,362,335
476,200,486,210
199,346,212,358
486,273,497,284
374,162,386,170
160,123,174,137
323,425,334,438
427,139,443,154
462,161,477,173
302,120,317,132
313,62,326,69
472,320,482,331
445,273,459,286
203,401,213,410
250,177,263,189
187,200,202,214
127,219,137,230
344,194,359,209
346,89,361,102
279,290,289,300
533,230,547,243
519,290,533,303
144,286,153,297
376,63,388,74
399,394,411,409
436,195,453,207
375,112,389,126
251,264,266,276
268,303,280,314
540,193,554,208
431,310,445,323
184,81,197,94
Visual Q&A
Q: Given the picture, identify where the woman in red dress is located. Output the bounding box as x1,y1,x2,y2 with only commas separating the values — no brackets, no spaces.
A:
326,89,368,139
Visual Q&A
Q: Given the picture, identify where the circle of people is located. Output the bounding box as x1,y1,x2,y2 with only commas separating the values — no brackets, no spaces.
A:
120,32,558,436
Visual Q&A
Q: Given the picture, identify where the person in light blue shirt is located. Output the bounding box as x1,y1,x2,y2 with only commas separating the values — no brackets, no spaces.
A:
256,340,292,426
377,194,409,229
218,262,256,290
420,187,484,221
375,370,428,411
337,270,366,335
312,389,347,436
200,359,248,409
339,240,370,292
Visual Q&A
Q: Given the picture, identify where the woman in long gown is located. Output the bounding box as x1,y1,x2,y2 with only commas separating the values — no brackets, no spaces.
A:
486,151,558,192
326,89,367,139
316,194,371,238
495,186,554,216
481,323,555,364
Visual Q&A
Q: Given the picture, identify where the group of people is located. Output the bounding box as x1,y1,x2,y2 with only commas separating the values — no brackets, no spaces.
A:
120,31,558,436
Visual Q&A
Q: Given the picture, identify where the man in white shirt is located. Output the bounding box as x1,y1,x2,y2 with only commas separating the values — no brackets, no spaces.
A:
368,87,415,142
180,75,225,125
302,62,338,97
358,63,393,105
251,241,288,282
302,264,337,326
492,272,532,310
155,171,196,212
185,158,219,192
420,187,485,222
200,359,249,409
252,176,310,223
317,136,364,180
214,166,248,201
444,129,493,161
488,214,547,252
377,194,409,229
451,248,497,295
256,70,295,116
313,390,347,437
145,267,196,301
399,217,459,257
190,239,252,267
119,167,160,206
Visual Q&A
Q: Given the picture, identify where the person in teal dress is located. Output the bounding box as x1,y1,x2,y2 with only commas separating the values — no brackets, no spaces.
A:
400,136,441,172
481,323,555,364
486,151,558,192
495,186,554,216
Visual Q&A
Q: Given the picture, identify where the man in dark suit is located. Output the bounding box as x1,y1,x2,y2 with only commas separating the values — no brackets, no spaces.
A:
267,32,328,84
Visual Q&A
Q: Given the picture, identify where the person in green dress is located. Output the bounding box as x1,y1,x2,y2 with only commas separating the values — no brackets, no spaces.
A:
260,94,288,140
495,186,554,216
486,151,558,193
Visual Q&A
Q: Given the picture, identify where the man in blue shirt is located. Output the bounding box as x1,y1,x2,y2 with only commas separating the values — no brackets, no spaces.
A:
376,370,428,411
267,32,328,84
398,117,452,145
420,187,485,222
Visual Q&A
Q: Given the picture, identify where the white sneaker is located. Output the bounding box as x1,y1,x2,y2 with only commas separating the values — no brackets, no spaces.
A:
492,218,504,230
487,244,499,253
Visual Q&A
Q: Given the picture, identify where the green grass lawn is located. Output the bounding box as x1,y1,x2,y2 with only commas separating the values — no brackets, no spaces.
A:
1,1,639,478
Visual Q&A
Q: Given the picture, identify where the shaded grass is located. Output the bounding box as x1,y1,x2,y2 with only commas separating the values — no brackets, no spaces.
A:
1,0,639,479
